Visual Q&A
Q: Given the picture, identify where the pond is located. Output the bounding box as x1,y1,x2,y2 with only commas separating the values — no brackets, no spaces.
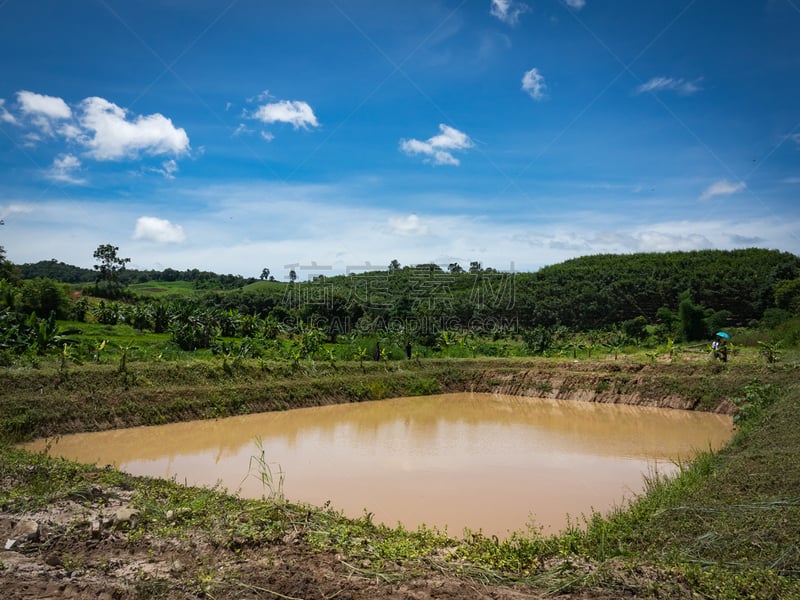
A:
25,393,733,537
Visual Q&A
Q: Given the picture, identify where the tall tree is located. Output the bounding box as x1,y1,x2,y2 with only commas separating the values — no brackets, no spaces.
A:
678,290,708,341
92,244,130,298
0,244,21,283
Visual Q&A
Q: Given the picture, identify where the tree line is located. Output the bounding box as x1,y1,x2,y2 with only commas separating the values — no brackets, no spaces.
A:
2,246,800,363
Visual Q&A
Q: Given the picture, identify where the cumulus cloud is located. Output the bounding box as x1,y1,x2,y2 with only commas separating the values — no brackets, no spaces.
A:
0,99,17,124
79,96,190,161
399,124,474,166
563,0,586,9
635,76,702,96
387,214,429,236
699,179,746,201
46,154,86,185
250,100,319,130
133,216,186,243
16,90,72,136
17,90,72,120
4,90,190,176
522,68,547,100
490,0,529,25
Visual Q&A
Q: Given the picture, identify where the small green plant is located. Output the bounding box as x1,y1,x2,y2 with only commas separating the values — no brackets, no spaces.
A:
757,340,781,364
324,347,338,369
117,344,137,374
59,343,72,374
94,339,108,363
353,346,368,372
241,436,285,502
195,566,217,598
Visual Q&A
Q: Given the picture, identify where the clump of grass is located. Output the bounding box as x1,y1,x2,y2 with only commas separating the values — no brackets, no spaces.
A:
240,436,285,502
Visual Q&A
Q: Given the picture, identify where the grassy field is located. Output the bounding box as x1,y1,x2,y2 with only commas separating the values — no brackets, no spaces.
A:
126,280,199,297
2,356,799,598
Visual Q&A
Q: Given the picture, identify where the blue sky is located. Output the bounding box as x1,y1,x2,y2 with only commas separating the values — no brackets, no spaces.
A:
1,0,799,279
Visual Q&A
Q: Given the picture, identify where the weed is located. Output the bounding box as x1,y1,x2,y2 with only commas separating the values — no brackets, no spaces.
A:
241,436,285,502
757,340,781,364
405,377,440,396
730,379,777,428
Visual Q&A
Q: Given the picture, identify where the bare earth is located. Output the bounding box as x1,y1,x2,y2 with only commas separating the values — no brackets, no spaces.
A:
0,483,638,600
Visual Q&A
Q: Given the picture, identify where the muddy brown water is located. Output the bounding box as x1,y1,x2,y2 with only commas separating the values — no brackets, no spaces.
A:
24,393,733,537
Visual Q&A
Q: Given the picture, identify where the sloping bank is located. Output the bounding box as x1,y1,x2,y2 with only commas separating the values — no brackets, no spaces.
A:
0,357,775,443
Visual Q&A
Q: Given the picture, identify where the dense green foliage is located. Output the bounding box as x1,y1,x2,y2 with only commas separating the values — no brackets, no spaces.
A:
18,258,258,289
2,248,800,367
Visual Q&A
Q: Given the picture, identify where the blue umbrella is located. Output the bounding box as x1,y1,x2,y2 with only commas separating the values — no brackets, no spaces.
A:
715,331,731,339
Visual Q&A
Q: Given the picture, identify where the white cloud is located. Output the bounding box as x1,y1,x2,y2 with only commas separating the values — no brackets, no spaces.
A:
4,182,800,276
635,76,702,96
0,203,34,221
699,179,746,201
400,124,474,166
133,216,186,243
147,159,179,179
522,68,547,101
16,90,72,120
250,100,318,129
729,234,764,245
387,214,429,236
563,0,586,9
16,90,73,137
0,99,17,124
5,91,190,178
490,0,529,25
79,96,190,161
260,131,275,142
627,230,711,252
232,123,252,137
58,123,82,140
46,153,86,185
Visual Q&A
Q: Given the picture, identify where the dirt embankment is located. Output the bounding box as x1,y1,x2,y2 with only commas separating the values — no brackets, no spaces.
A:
1,358,752,443
468,361,742,414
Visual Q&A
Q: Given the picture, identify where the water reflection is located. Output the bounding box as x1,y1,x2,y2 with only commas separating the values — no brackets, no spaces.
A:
25,393,733,537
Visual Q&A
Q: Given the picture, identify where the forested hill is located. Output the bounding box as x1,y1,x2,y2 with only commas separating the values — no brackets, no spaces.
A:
12,248,800,333
16,260,255,290
511,248,800,329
